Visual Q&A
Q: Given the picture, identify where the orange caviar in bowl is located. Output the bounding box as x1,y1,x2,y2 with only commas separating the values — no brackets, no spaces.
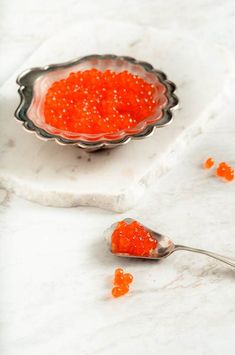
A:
111,220,158,257
44,69,161,134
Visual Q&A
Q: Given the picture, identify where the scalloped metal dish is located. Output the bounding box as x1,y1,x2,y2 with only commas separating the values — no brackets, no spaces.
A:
15,54,178,151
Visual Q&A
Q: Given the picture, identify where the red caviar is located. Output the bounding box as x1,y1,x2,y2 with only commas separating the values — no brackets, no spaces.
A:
216,162,234,182
112,285,129,298
112,267,133,298
202,157,234,182
113,268,134,286
44,69,159,134
123,273,134,285
203,157,214,169
225,167,234,181
111,220,158,257
216,162,227,177
113,268,125,285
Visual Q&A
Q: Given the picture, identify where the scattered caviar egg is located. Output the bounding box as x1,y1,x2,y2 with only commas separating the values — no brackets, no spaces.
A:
203,158,234,183
44,69,161,134
113,268,133,286
112,285,129,298
114,268,124,285
203,157,214,169
224,166,234,181
112,268,134,298
216,162,227,177
111,220,158,257
123,273,134,285
216,162,234,182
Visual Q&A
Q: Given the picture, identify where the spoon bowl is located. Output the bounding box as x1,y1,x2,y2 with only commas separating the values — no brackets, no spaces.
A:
105,217,175,259
105,218,235,268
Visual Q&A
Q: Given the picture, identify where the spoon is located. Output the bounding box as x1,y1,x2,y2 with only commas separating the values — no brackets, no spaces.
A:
105,218,235,268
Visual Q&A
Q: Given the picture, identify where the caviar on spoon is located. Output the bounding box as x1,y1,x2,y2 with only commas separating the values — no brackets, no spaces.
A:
105,218,235,268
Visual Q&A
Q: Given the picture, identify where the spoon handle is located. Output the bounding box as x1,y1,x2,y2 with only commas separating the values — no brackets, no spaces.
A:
174,244,235,268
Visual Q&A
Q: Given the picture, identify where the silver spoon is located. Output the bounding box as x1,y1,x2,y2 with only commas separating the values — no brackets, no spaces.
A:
105,218,235,268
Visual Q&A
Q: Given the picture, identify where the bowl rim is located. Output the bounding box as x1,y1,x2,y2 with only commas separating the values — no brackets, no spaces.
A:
15,54,178,150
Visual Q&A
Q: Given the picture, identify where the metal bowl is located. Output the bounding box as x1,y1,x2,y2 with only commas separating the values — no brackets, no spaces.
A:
15,54,178,151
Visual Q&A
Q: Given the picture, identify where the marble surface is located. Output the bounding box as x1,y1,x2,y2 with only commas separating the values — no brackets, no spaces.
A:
0,1,235,355
1,21,233,211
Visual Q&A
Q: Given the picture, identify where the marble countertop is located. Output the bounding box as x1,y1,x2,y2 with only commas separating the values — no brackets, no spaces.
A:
0,1,235,354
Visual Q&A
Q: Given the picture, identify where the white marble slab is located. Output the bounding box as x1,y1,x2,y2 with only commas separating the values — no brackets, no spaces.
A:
0,21,234,212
